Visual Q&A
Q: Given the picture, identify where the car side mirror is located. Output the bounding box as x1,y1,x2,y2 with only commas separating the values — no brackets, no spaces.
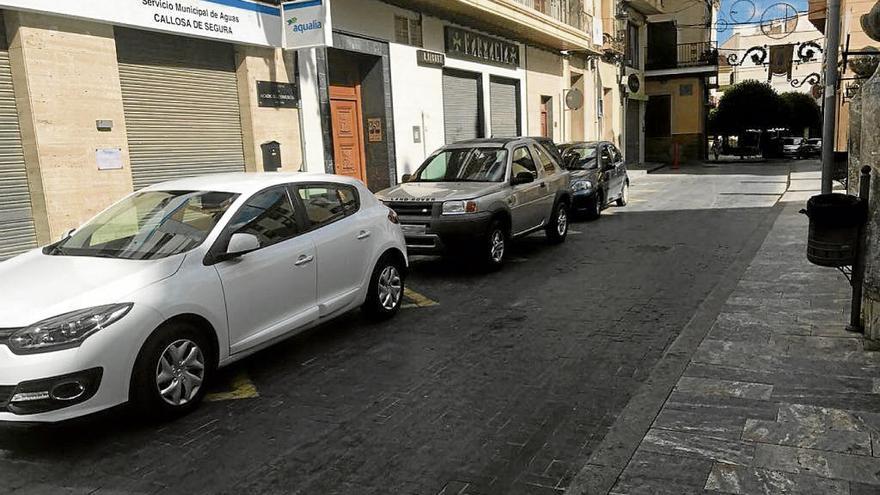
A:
225,233,260,258
512,171,534,185
401,173,412,183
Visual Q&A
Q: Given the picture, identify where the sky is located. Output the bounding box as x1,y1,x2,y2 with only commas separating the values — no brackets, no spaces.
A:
716,0,810,44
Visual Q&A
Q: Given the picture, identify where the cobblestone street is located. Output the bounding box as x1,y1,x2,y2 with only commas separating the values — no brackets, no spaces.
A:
2,161,856,495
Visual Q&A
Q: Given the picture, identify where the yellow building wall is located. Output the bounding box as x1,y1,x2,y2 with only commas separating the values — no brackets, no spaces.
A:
2,12,305,244
235,46,303,173
5,12,134,243
526,46,564,141
646,77,704,135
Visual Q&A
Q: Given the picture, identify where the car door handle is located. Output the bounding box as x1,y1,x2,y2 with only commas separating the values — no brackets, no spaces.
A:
357,230,371,240
539,182,547,188
294,254,314,267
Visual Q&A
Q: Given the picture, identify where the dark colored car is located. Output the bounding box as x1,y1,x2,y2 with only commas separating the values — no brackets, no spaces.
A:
804,138,822,157
558,141,629,219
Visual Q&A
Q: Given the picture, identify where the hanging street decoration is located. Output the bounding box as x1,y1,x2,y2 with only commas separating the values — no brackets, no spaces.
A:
769,44,795,80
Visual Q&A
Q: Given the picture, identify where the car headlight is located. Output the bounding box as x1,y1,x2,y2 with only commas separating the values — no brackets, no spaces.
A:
7,303,133,355
442,200,478,215
571,180,593,192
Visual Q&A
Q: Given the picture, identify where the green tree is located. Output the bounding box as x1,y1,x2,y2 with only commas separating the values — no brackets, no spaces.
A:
713,81,785,135
779,91,821,136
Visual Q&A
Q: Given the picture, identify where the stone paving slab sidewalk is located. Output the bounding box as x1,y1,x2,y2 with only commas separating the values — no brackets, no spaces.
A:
602,199,880,494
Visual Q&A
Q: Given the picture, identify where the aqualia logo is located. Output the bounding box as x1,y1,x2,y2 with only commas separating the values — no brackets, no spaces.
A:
287,15,322,34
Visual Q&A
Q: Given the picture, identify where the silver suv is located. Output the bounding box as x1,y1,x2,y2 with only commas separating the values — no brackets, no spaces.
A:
376,138,571,268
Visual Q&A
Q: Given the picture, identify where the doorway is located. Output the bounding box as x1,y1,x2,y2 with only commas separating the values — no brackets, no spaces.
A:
328,54,368,184
540,96,553,138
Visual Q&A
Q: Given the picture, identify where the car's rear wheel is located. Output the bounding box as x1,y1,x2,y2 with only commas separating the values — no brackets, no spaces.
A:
616,181,629,207
482,220,507,270
545,201,569,244
363,255,405,320
130,322,213,420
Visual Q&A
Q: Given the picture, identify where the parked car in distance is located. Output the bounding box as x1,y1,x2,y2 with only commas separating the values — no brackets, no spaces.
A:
804,138,822,157
376,137,571,268
781,137,807,158
558,141,629,219
0,173,407,423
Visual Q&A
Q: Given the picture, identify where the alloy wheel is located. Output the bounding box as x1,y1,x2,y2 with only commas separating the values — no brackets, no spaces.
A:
622,183,629,203
156,339,205,406
378,265,402,310
490,230,505,263
556,208,568,236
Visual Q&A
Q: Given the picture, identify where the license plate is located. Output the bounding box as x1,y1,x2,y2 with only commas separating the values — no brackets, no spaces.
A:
401,224,427,236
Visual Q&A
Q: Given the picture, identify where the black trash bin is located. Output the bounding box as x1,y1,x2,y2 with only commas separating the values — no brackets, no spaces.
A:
802,193,867,267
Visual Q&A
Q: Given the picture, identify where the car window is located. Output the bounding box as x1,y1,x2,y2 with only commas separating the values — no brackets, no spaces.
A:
511,146,538,180
533,144,558,173
49,190,238,260
411,148,507,183
297,184,359,228
227,187,300,248
562,145,598,170
611,146,623,163
600,145,612,165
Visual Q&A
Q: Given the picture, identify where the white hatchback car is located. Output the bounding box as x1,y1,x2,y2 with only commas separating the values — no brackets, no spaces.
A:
0,173,407,422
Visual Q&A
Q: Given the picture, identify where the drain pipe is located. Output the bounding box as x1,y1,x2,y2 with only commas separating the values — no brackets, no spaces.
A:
847,165,873,333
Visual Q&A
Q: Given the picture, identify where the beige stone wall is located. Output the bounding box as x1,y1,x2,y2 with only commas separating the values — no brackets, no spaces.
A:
526,46,564,141
235,46,303,173
6,12,133,243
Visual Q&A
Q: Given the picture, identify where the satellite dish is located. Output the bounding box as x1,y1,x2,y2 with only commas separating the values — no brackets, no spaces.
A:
565,88,584,110
627,73,641,94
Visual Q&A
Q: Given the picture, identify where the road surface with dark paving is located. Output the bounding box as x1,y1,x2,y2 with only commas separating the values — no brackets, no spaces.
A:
0,162,794,494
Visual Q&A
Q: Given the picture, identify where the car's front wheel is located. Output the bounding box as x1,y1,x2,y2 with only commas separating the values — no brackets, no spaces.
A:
545,201,569,244
585,192,603,220
130,322,213,420
363,255,405,320
481,220,508,270
616,181,629,207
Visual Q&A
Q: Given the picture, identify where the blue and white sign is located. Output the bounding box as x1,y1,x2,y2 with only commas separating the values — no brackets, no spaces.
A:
0,0,283,47
282,0,332,50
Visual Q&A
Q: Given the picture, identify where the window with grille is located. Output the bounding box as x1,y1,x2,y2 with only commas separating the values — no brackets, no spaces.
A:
394,15,422,47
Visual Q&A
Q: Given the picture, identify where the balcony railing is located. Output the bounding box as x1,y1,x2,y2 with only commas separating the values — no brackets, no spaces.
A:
646,41,719,70
511,0,586,31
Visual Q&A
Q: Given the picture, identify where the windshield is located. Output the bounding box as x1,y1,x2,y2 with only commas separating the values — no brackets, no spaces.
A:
47,190,238,260
410,148,508,182
561,145,598,170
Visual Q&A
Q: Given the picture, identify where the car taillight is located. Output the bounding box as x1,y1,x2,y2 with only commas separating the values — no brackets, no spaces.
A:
388,209,400,224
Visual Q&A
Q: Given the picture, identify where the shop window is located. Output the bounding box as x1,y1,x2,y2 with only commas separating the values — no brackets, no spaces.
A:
394,15,423,47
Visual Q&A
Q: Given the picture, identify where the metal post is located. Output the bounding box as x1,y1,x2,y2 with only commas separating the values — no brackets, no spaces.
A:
847,165,872,333
820,0,842,194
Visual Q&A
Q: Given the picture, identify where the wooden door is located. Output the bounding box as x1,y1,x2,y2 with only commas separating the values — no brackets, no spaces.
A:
329,84,367,183
540,100,549,138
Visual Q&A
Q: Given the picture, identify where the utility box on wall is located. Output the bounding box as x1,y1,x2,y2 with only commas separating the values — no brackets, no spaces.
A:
261,141,281,172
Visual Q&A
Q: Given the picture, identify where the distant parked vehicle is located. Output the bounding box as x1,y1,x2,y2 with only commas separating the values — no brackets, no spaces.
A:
558,141,629,220
781,137,808,159
804,138,822,157
376,137,571,269
0,173,407,423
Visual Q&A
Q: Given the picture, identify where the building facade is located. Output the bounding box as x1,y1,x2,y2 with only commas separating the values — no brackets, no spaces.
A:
640,0,719,163
809,0,878,151
0,0,630,260
718,13,824,97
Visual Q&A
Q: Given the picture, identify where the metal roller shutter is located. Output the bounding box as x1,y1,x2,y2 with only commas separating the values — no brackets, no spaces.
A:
0,16,37,260
489,77,520,138
115,28,246,190
443,69,483,144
